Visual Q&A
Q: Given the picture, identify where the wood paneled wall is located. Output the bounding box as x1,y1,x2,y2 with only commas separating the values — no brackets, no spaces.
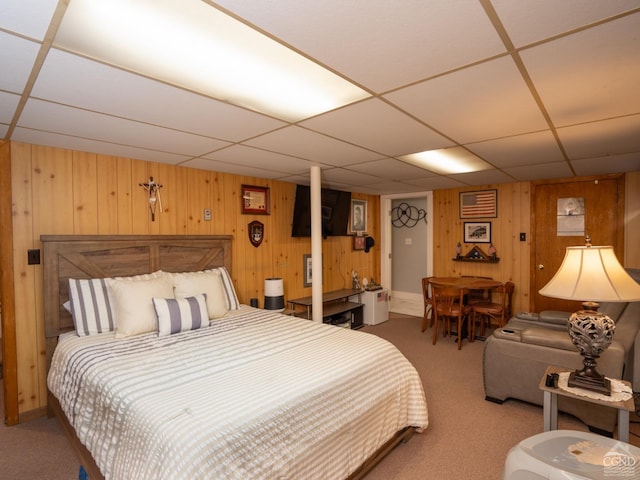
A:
5,139,639,419
9,142,379,415
432,182,532,315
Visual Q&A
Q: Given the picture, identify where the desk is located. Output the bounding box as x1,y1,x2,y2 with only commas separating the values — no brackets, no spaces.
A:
539,365,634,443
288,289,364,329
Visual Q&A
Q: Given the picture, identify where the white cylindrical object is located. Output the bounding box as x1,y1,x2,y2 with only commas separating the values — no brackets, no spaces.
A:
264,278,285,311
311,165,323,322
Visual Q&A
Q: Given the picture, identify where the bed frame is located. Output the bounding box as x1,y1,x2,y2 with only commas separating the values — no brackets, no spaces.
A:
42,234,415,480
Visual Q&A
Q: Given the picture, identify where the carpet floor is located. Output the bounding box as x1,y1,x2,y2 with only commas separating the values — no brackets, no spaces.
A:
1,313,638,479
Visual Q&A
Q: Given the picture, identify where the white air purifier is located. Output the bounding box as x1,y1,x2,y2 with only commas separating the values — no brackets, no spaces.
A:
504,430,640,479
264,278,285,312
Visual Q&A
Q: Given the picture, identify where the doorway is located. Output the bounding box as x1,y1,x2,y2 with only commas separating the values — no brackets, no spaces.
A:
381,191,433,316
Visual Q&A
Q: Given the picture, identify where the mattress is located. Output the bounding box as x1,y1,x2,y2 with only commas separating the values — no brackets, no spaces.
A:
48,306,428,479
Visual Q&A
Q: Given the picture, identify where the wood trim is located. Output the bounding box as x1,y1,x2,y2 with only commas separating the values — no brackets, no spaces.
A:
0,141,19,425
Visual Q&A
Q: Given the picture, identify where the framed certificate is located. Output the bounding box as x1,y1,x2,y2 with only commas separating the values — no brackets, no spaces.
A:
241,185,270,215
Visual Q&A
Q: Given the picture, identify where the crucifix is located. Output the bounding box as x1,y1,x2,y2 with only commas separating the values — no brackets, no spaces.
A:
139,176,163,221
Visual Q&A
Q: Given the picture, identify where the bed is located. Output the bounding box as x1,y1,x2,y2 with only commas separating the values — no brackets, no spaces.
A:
43,235,429,479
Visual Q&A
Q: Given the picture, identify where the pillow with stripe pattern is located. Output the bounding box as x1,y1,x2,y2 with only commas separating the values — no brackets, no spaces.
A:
214,266,240,310
68,278,117,336
153,294,209,336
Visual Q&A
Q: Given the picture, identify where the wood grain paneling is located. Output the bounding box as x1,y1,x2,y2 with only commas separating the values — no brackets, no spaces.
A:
6,140,637,419
433,183,531,316
8,142,380,416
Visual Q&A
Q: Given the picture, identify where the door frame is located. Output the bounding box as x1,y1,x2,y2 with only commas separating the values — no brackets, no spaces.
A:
380,191,433,315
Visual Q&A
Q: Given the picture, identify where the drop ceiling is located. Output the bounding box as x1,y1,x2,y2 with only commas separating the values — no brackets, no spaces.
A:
1,0,639,195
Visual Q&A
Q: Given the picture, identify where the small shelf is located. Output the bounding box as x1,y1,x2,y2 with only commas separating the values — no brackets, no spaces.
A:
453,245,499,263
453,257,500,263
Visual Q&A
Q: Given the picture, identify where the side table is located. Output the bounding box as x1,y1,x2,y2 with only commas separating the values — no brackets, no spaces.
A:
539,365,634,443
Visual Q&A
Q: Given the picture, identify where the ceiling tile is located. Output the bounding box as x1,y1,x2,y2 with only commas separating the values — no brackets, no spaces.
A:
214,0,506,92
348,158,439,181
521,13,640,126
571,152,640,176
449,168,516,186
202,145,312,174
0,33,40,93
385,56,549,144
491,0,640,47
12,127,191,164
558,115,640,159
0,0,59,40
0,91,21,124
465,130,565,167
244,126,383,165
33,49,286,141
503,162,574,181
404,176,468,191
18,99,230,155
320,167,385,185
351,182,425,195
301,98,454,157
181,158,292,179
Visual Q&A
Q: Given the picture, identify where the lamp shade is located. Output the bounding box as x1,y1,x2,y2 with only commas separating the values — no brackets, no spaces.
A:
264,278,285,311
539,245,640,302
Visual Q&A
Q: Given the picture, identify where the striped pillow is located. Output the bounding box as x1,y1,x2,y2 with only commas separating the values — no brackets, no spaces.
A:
214,266,240,310
153,294,209,336
68,278,116,336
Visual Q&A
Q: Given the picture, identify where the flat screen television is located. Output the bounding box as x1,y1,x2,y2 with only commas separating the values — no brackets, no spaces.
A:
291,185,352,238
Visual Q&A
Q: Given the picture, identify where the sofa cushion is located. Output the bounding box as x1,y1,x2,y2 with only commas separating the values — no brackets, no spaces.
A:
538,310,570,326
521,327,576,352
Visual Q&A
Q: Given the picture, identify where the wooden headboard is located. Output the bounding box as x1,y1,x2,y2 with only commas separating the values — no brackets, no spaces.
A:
42,235,233,367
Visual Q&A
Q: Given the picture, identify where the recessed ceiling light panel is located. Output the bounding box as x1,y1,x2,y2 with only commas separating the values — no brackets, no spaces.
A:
399,147,492,174
54,0,370,121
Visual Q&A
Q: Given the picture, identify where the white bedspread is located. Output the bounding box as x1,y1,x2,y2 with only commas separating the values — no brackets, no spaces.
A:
48,306,428,479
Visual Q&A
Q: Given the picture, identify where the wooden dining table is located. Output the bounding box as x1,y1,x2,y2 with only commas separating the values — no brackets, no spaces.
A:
429,276,504,342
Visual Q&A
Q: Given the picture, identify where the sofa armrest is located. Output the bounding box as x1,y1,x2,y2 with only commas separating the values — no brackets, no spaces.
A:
520,326,575,351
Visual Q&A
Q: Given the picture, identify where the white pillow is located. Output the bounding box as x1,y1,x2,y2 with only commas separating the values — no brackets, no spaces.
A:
172,270,229,319
107,273,174,338
68,278,116,336
153,294,209,336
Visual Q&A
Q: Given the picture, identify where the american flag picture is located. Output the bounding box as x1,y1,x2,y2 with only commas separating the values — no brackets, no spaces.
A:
460,190,497,218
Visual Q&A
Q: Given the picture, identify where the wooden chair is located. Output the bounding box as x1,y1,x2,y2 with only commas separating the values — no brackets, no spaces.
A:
432,286,473,350
462,275,493,305
471,281,515,338
421,277,434,332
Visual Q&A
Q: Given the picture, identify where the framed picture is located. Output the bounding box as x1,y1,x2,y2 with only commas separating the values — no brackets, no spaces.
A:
464,222,491,243
460,189,497,219
353,236,366,251
303,254,313,287
349,199,367,234
241,185,270,215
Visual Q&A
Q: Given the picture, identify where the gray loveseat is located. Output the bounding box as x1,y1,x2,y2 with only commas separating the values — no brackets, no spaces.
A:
483,287,640,434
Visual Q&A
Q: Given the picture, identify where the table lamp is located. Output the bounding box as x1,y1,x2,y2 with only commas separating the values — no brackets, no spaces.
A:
539,240,640,395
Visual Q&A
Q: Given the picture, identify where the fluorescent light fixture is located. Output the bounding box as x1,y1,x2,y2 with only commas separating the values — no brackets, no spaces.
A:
54,0,370,122
399,147,491,174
